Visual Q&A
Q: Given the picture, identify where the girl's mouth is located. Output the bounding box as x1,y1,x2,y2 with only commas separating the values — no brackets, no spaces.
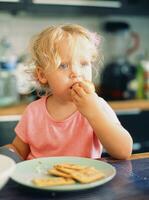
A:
70,77,83,89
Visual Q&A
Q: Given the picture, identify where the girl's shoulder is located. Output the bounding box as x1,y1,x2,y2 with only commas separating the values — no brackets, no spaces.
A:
97,96,120,123
24,96,47,114
98,96,112,110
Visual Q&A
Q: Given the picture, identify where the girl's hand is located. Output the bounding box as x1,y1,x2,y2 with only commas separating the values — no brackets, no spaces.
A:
70,81,100,119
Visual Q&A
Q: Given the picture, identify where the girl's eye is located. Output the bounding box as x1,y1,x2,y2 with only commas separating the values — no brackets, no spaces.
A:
81,62,90,67
59,63,68,69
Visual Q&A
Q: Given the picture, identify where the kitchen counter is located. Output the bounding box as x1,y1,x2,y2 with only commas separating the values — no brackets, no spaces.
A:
109,99,149,111
0,102,28,116
0,99,149,116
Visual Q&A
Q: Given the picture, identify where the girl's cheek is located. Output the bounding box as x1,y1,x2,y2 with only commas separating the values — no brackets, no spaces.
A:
83,70,92,81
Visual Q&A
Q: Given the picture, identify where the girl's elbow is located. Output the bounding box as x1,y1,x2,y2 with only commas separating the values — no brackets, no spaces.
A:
113,151,132,160
120,151,132,160
118,145,133,160
121,136,133,159
113,142,133,160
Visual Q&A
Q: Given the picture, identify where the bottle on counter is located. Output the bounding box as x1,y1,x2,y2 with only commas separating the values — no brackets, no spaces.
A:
15,62,36,103
0,37,19,107
136,51,149,99
136,59,144,99
142,60,149,99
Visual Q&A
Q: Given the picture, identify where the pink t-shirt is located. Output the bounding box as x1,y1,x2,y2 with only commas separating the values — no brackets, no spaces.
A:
15,96,120,160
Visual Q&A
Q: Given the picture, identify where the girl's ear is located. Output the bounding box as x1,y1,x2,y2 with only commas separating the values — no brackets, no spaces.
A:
36,67,47,84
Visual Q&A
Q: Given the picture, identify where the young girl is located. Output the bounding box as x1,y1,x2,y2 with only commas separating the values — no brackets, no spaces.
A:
6,24,133,160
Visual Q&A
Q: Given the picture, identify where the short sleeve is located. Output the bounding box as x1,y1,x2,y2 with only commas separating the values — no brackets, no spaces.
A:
98,97,121,124
15,106,31,144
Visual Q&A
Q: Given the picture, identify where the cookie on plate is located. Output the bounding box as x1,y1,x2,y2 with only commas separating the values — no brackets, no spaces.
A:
32,177,75,187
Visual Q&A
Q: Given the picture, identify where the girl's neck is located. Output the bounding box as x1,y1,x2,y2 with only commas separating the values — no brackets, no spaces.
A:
46,95,77,121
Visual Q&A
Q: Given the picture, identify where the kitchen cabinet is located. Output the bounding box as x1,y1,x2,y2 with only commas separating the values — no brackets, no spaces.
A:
117,110,149,153
0,0,149,16
24,0,149,16
121,0,149,16
0,0,24,15
0,120,17,146
24,0,122,16
109,100,149,153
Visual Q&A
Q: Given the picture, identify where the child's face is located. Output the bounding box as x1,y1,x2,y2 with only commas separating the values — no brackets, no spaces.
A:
40,37,93,100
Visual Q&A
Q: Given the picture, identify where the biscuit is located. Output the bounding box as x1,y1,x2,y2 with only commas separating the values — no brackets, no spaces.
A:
54,163,87,170
83,80,95,92
54,166,77,175
69,167,105,183
54,164,104,184
32,177,75,187
48,168,72,178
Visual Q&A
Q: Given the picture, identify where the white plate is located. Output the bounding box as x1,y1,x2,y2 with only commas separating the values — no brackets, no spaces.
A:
11,156,116,191
0,155,16,190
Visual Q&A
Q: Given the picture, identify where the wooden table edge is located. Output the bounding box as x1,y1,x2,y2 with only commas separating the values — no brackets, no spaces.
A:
128,152,149,160
101,152,149,163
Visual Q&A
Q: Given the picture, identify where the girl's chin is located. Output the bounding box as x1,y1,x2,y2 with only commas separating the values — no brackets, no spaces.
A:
61,93,73,102
68,96,74,102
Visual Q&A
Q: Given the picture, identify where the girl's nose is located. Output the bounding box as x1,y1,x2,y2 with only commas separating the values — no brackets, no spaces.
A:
70,65,81,78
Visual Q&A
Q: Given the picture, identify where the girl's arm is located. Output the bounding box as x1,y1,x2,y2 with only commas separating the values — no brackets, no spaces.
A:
5,136,30,160
71,82,133,160
85,106,133,159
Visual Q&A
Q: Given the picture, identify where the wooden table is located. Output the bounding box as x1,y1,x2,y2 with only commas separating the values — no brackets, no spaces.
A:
0,152,149,200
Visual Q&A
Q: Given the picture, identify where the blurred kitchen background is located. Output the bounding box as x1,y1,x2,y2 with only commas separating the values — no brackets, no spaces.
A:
0,0,149,155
